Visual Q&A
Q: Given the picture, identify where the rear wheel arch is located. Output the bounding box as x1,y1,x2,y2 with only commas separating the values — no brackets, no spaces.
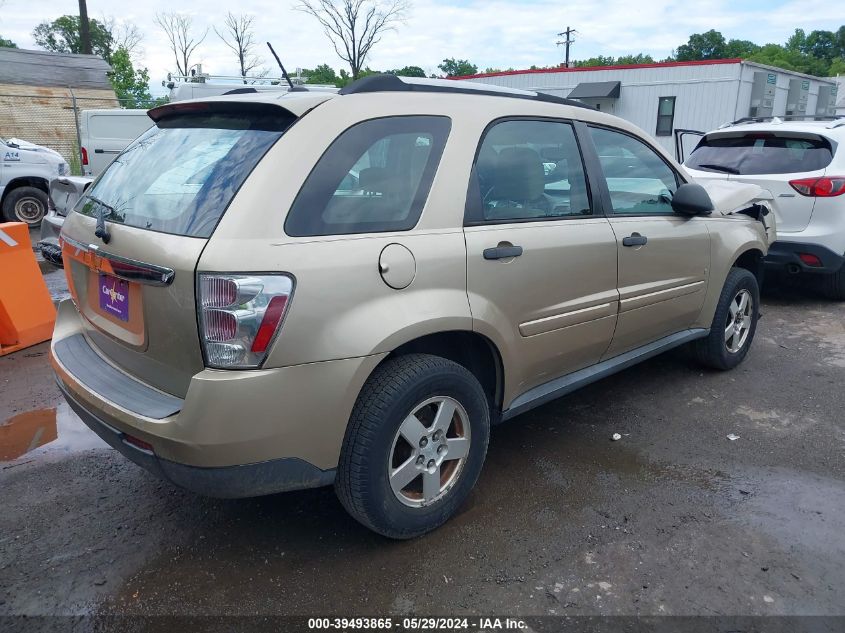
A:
378,330,505,422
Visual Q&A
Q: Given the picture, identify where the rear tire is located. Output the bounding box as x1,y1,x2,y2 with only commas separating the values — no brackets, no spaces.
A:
2,186,48,225
335,354,490,539
693,268,760,371
820,263,845,301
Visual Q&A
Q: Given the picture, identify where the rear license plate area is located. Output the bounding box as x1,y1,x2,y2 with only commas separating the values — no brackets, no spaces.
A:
98,274,130,322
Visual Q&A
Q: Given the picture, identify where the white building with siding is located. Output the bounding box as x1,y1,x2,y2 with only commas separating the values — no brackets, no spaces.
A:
454,59,838,154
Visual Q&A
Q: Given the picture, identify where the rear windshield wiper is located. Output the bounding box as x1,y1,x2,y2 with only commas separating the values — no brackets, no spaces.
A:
88,196,114,244
695,163,740,175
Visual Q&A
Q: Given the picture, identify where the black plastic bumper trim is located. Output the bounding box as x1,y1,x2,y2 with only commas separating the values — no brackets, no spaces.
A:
53,334,183,419
59,382,336,498
765,241,845,273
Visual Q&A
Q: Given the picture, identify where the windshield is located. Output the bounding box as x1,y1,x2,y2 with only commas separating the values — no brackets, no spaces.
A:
74,109,293,238
686,134,833,175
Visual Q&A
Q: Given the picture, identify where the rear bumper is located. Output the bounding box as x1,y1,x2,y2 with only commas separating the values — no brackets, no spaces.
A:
59,381,335,498
51,299,386,497
764,240,844,274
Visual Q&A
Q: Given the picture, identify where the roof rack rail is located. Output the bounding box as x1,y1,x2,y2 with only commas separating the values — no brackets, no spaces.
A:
726,114,844,126
338,74,595,110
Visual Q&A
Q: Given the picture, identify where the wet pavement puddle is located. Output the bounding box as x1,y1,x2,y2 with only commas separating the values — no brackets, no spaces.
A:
0,402,106,464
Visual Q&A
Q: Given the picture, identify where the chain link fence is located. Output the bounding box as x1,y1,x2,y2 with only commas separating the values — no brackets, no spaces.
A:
0,90,161,175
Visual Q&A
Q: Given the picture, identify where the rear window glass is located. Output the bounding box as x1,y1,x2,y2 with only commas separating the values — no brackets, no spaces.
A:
686,134,833,175
285,116,451,237
74,109,293,238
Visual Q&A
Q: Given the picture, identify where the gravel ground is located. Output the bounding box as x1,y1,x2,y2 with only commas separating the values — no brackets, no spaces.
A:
1,267,843,626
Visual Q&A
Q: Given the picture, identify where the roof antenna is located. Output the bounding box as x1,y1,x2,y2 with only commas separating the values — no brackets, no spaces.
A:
267,42,296,90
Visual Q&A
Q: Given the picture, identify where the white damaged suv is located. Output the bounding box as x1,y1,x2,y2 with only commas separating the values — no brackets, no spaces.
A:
685,117,845,299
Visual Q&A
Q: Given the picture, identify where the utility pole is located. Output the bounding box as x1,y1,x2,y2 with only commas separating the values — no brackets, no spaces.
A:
78,0,92,55
556,27,577,67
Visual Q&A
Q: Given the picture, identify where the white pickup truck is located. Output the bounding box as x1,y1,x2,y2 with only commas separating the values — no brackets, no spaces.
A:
1,136,70,225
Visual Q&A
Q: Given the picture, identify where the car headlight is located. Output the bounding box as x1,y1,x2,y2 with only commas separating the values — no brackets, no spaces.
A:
57,162,69,176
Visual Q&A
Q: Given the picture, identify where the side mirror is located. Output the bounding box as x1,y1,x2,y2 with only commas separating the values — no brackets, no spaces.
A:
671,183,714,216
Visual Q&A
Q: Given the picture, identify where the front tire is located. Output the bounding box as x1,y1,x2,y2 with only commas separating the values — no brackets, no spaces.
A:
693,268,760,370
335,354,490,539
2,186,48,225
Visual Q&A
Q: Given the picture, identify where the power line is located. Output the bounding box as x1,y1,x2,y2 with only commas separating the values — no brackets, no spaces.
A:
556,27,577,67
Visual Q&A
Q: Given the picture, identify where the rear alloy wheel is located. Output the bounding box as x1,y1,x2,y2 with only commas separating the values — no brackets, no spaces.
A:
693,267,760,370
335,354,490,539
2,186,48,225
388,396,471,507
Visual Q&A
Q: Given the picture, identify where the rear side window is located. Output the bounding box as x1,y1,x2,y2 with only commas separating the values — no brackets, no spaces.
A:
285,116,451,237
686,134,833,175
75,108,292,238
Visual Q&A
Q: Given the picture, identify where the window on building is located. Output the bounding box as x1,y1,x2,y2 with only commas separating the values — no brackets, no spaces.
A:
655,97,676,137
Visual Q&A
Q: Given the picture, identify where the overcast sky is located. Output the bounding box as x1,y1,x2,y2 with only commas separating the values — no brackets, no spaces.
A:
2,0,844,94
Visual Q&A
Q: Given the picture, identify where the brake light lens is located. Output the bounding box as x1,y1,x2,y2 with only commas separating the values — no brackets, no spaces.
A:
197,274,293,368
789,177,845,197
80,147,88,166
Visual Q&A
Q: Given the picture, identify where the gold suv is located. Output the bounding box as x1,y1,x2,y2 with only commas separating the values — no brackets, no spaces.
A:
52,76,773,538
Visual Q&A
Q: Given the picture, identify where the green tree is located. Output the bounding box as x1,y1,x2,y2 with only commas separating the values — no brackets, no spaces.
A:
724,39,760,58
302,63,340,85
0,35,17,48
387,65,426,77
438,58,477,77
615,53,655,65
574,55,616,67
830,57,845,75
805,29,839,63
747,43,829,76
675,29,728,60
108,47,155,108
32,15,114,62
786,28,807,52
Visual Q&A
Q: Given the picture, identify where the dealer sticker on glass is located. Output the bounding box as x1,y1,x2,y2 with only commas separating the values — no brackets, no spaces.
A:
99,274,129,322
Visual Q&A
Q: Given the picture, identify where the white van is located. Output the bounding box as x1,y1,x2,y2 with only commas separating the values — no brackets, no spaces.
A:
79,109,153,177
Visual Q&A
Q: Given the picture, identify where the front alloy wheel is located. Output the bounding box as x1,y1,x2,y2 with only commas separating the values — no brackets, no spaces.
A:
724,289,753,354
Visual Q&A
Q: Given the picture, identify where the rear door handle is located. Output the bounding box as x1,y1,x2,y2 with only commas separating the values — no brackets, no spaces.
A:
622,233,648,247
483,245,523,260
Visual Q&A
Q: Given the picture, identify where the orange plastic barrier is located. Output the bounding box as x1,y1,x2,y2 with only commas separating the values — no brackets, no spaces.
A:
0,222,56,356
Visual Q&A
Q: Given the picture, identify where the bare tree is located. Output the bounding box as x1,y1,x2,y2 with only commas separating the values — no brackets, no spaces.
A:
154,12,208,77
214,12,264,83
101,16,143,56
297,0,410,80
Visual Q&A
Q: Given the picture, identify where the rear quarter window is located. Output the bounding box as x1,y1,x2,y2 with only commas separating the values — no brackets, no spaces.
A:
686,134,834,175
285,116,451,237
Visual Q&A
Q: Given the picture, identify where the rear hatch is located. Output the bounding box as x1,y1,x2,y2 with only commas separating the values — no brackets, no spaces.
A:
59,99,311,397
685,130,833,232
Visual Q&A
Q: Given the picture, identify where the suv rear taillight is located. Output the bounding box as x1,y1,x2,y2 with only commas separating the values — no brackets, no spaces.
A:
789,177,845,197
80,147,88,166
198,274,294,369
